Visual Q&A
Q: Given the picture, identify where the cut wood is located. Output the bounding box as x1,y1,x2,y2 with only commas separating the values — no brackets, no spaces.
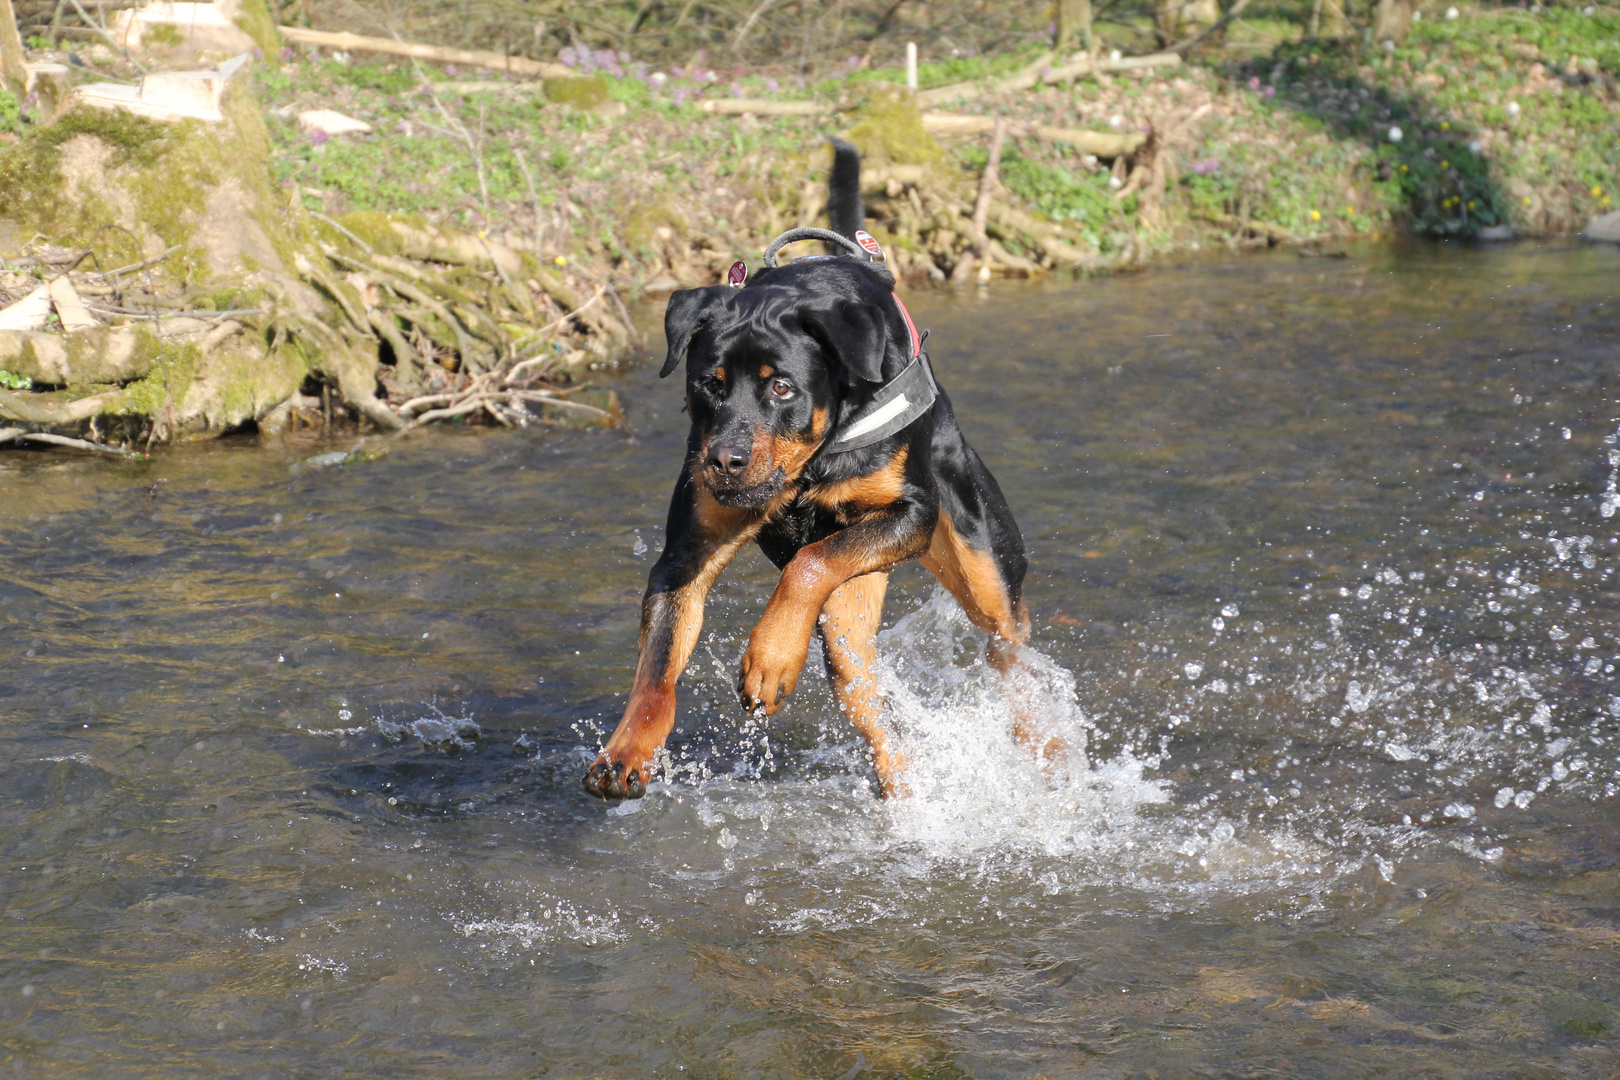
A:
278,26,573,80
922,112,1144,157
74,52,249,123
0,285,52,332
971,119,1006,258
699,98,829,116
918,50,1180,107
47,276,97,331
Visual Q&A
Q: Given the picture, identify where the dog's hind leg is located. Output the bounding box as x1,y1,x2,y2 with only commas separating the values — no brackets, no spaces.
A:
818,571,906,797
920,509,1072,772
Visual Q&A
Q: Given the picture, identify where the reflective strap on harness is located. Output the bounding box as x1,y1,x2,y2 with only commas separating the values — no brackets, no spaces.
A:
829,352,937,452
826,291,932,452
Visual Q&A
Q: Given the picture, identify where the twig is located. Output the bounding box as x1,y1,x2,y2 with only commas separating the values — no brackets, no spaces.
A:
410,47,491,223
514,150,544,253
7,430,143,457
1160,0,1255,55
66,0,148,72
83,302,266,320
510,285,605,360
311,211,375,254
971,119,1006,260
101,244,181,279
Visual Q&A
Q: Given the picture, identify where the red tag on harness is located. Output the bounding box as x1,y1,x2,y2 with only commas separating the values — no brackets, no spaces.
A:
892,293,921,359
855,230,885,262
726,261,748,287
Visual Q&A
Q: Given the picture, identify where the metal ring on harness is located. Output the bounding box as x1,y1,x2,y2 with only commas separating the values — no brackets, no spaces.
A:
761,227,870,268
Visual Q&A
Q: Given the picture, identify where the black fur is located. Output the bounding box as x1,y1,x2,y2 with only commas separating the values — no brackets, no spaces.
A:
581,145,1027,801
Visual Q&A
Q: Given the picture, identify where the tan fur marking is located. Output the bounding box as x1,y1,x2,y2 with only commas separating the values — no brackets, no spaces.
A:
694,487,758,535
919,507,1026,646
819,572,905,796
807,447,908,518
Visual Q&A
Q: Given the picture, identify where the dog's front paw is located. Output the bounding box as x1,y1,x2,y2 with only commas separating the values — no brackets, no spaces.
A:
581,754,648,800
737,631,809,715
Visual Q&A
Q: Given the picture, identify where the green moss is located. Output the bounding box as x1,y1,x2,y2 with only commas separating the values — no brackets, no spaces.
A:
334,211,425,257
145,23,184,47
0,89,22,136
231,0,281,53
119,337,198,416
844,83,943,166
623,200,685,251
543,76,612,112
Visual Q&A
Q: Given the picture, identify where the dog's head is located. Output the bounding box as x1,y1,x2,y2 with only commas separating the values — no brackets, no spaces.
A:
662,259,911,508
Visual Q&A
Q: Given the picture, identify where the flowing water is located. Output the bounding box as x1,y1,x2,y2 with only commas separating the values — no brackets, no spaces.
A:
3,241,1619,1079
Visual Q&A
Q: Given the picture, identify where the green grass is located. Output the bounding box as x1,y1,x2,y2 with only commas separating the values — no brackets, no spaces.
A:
1222,8,1619,235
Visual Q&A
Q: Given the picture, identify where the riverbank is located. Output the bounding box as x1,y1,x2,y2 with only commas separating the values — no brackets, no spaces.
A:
255,5,1618,288
1,3,1616,446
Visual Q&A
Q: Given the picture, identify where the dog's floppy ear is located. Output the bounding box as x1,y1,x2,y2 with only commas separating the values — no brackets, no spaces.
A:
798,297,888,384
661,286,728,378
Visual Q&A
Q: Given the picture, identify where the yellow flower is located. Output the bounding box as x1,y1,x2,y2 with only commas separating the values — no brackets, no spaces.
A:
1606,195,1613,206
1440,160,1449,169
1440,120,1450,130
1345,205,1356,216
1522,195,1532,205
478,229,488,240
1310,209,1321,222
1468,200,1476,209
554,255,568,267
1592,185,1604,197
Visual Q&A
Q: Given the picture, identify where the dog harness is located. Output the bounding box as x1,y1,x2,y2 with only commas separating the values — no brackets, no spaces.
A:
744,227,939,453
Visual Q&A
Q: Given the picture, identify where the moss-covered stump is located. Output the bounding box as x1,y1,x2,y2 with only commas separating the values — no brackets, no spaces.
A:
0,81,337,439
0,61,634,445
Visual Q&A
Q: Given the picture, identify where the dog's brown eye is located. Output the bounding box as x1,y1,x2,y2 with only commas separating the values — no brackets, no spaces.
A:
770,378,794,398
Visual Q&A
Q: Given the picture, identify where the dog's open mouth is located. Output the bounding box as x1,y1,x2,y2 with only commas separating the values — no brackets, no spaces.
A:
704,467,787,508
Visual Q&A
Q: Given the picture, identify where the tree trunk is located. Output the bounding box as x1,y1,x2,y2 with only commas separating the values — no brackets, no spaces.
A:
1372,0,1412,40
1,0,30,98
1055,0,1093,54
1154,0,1220,48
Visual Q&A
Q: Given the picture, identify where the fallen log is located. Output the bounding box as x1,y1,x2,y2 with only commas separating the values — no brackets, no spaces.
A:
918,51,1181,107
277,26,573,80
699,98,829,116
922,112,1144,157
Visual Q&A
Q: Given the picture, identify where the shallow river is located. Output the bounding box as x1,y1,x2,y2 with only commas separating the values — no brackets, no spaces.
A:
4,241,1620,1079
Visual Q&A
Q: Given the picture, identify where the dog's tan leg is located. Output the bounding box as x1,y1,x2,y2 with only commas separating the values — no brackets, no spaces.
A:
920,509,1070,770
584,490,757,799
738,506,930,716
818,571,907,797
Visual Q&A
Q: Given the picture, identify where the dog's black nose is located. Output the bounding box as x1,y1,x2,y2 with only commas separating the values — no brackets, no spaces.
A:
709,443,750,477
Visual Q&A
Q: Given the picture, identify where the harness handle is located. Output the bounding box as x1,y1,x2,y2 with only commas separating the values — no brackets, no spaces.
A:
761,227,869,268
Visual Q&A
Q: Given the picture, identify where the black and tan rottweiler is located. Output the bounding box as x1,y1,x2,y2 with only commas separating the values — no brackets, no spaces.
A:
583,146,1031,800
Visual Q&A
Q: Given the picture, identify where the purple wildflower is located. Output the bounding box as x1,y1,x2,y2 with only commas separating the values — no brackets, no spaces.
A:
1249,76,1261,90
310,129,330,146
281,46,294,62
1191,157,1220,175
766,77,780,92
